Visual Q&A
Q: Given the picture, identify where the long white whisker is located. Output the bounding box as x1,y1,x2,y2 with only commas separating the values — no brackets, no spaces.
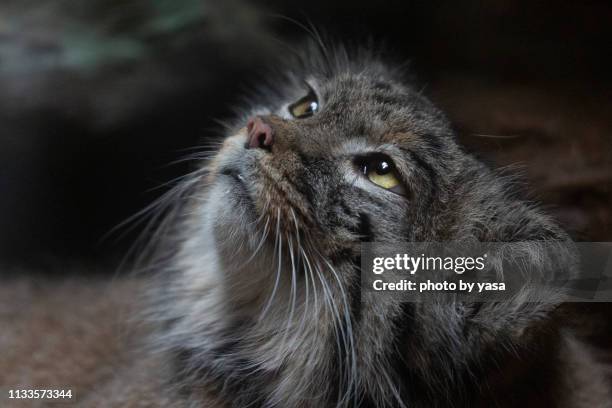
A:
290,210,310,346
259,208,282,321
236,217,270,269
312,258,350,405
278,233,298,361
320,256,358,405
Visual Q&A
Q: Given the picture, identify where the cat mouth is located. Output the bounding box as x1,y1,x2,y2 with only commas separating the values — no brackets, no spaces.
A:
218,166,259,217
220,167,249,194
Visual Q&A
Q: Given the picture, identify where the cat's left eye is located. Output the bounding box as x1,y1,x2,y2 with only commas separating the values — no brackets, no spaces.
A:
358,155,406,196
289,87,319,119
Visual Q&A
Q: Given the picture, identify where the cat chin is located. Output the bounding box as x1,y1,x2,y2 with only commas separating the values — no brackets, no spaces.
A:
198,182,267,261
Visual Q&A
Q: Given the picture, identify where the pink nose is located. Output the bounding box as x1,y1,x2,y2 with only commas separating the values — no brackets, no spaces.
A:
246,116,274,150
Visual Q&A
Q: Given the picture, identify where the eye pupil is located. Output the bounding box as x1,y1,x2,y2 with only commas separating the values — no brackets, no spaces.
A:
376,160,391,175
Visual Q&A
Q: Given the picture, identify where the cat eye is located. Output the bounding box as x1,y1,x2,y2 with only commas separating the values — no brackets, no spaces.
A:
358,155,406,195
288,87,319,119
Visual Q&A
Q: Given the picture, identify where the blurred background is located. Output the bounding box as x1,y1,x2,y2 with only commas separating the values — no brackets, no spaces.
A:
1,0,611,271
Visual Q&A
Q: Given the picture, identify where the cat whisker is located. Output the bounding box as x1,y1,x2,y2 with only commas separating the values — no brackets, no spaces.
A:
304,245,353,401
114,172,207,276
312,257,351,405
379,368,408,408
239,217,270,269
277,234,298,362
319,255,358,405
258,208,283,322
470,133,520,139
289,209,312,350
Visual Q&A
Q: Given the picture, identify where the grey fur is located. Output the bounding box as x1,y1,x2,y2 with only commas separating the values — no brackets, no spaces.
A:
144,44,608,407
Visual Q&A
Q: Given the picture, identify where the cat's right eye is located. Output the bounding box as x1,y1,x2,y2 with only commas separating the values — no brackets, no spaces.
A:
357,155,407,196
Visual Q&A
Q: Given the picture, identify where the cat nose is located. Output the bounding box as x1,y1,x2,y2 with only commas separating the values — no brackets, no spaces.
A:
245,116,274,150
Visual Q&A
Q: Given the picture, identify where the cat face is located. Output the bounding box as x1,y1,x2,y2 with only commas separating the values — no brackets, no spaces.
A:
209,61,462,265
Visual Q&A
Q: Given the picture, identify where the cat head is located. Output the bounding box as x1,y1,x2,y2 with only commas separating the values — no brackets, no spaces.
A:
203,43,566,270
209,46,459,260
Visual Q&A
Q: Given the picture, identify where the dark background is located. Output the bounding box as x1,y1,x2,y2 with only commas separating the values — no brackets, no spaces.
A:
1,0,611,270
